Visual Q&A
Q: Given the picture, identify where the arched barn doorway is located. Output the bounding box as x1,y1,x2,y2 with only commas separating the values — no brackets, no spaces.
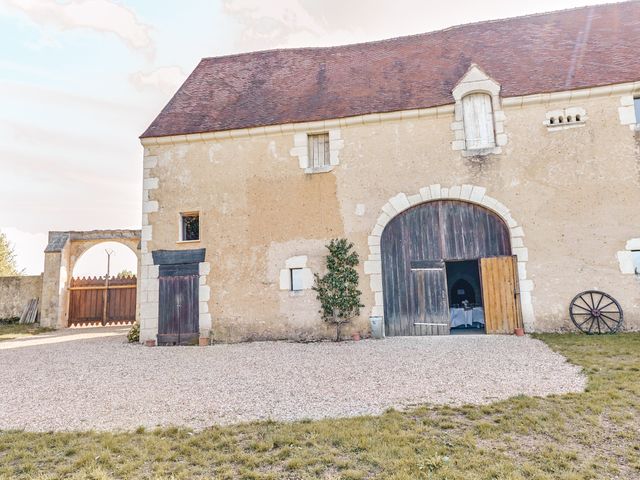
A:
381,200,522,336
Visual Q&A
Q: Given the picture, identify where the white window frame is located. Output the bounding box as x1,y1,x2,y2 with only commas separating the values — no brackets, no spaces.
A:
618,94,640,130
279,255,314,292
290,268,304,291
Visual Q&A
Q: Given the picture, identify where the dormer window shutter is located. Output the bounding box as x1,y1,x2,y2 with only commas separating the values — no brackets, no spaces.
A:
462,93,495,150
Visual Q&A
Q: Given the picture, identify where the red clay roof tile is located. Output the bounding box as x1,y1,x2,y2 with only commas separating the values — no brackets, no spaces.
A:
141,2,640,139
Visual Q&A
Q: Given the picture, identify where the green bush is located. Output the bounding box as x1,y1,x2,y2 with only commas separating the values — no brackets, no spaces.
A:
313,238,363,341
0,317,19,325
127,322,140,343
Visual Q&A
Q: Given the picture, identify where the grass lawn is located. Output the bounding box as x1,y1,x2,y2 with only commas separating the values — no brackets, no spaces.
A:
1,334,639,479
0,323,53,342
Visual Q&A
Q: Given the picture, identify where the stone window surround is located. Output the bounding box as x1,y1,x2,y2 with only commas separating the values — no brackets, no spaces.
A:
139,153,212,343
279,255,314,292
177,210,201,243
290,129,344,173
616,238,640,274
451,64,507,156
544,107,587,130
618,94,640,131
364,184,534,333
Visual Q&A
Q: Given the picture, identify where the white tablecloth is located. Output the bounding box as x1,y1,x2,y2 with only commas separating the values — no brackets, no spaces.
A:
450,307,485,328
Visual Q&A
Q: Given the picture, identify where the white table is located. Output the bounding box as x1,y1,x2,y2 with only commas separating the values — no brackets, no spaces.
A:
450,307,485,328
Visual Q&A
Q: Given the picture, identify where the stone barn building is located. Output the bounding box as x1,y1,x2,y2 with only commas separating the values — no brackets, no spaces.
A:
138,3,640,344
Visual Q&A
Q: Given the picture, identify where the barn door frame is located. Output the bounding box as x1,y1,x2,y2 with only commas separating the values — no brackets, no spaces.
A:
367,185,533,335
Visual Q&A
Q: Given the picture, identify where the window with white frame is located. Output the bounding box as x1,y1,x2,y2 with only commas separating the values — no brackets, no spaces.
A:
180,212,200,241
307,133,330,169
635,97,640,124
290,268,304,291
462,93,496,150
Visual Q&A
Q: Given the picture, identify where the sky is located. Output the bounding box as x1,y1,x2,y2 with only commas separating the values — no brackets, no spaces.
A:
0,0,616,275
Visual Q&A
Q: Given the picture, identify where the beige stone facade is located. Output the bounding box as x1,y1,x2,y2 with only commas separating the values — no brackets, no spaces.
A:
139,81,640,342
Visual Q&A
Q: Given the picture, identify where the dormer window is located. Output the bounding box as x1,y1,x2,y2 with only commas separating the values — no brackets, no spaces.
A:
461,93,495,150
451,64,506,156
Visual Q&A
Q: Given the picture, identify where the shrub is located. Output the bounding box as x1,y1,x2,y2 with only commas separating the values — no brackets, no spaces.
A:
0,316,20,325
127,322,140,343
313,238,364,341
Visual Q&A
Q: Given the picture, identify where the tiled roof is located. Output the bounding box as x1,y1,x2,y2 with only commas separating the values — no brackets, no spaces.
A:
141,2,640,138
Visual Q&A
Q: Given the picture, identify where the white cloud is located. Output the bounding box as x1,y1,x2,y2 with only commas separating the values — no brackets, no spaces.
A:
129,65,187,95
2,0,154,53
222,0,356,50
222,0,616,52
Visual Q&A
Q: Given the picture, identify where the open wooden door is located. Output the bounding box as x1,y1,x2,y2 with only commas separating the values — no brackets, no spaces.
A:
480,255,523,334
410,261,450,336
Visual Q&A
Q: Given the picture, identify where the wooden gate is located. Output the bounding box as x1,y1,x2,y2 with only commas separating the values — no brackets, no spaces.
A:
480,256,522,334
381,200,512,336
158,271,199,345
68,276,137,326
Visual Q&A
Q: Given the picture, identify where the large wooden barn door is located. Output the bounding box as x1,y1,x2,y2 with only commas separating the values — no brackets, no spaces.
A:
381,200,512,336
480,256,522,334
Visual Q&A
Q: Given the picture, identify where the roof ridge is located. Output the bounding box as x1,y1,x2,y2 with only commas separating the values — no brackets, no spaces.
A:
199,1,626,62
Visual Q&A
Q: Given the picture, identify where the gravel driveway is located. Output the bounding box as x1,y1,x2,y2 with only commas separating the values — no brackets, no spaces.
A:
0,327,585,431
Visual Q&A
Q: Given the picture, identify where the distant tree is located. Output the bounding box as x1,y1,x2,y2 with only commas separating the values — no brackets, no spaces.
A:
116,269,135,278
313,238,364,341
0,231,20,276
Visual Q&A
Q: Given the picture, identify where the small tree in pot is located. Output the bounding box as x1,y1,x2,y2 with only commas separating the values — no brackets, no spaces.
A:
313,238,363,341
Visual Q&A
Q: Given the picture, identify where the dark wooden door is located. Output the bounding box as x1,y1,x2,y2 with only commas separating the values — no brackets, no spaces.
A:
158,274,199,345
480,256,522,334
381,200,511,336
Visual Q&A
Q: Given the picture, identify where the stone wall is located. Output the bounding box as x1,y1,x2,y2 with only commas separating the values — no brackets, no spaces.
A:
0,275,43,320
140,82,640,341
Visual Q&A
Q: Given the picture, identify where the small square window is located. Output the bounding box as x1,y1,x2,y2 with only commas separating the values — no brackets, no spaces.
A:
290,268,304,291
181,213,199,241
634,98,640,124
307,133,330,169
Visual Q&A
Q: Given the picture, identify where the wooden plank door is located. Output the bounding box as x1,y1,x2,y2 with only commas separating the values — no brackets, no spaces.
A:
480,256,522,334
410,264,450,335
158,274,199,345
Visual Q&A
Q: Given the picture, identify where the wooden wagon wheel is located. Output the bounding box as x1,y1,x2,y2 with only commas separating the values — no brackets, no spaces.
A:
569,290,623,334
